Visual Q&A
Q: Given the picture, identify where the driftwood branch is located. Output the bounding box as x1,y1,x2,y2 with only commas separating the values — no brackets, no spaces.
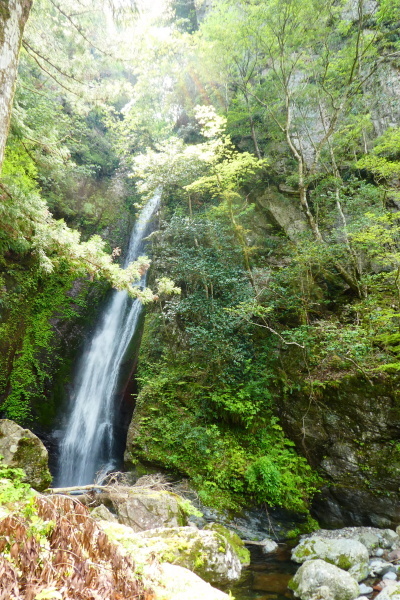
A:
49,484,110,494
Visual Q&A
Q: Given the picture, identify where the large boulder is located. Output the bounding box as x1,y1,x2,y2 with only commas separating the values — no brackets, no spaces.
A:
99,521,243,586
109,488,189,531
289,559,360,600
0,420,51,491
292,535,369,581
147,563,230,600
376,582,400,600
301,527,400,554
203,522,250,566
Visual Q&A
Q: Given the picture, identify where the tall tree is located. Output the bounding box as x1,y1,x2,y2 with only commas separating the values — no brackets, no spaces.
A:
0,0,33,169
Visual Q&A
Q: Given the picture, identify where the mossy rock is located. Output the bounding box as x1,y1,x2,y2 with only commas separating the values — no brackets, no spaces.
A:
292,536,369,582
99,522,243,586
204,522,250,566
0,420,51,491
290,559,359,600
111,489,189,531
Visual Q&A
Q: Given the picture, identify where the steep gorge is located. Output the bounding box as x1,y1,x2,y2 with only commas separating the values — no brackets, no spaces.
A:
0,0,400,533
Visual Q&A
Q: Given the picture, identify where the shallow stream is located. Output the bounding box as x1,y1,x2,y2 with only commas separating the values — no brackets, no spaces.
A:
226,544,297,600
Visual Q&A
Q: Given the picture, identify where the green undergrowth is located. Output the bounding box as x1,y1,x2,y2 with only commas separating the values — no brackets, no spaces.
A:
0,256,107,425
0,460,33,506
128,316,321,513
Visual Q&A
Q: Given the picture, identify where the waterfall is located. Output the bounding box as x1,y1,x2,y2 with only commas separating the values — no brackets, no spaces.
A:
56,193,160,487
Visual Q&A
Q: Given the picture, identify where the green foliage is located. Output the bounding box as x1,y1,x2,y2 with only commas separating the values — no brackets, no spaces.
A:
131,353,320,512
177,497,203,518
2,0,400,517
0,459,32,505
244,450,318,512
0,266,77,423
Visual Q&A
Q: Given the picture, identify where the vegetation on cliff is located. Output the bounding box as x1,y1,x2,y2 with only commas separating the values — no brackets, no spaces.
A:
125,0,400,513
1,0,400,515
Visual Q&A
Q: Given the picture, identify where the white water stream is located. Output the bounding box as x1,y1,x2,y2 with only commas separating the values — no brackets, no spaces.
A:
56,193,159,487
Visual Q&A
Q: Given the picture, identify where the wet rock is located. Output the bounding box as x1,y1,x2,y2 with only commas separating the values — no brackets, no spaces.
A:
288,559,359,600
110,489,189,532
312,487,399,530
0,419,51,491
99,521,243,586
369,558,395,577
261,538,279,554
292,536,369,581
383,572,398,581
359,583,373,595
159,478,316,542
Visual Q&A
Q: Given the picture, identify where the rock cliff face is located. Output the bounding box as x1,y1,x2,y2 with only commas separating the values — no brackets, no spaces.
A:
278,374,400,527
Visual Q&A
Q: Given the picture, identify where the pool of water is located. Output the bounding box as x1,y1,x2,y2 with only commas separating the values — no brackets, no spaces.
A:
226,543,297,600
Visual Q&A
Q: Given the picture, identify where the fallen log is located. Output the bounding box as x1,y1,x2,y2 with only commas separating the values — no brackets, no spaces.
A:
48,484,109,494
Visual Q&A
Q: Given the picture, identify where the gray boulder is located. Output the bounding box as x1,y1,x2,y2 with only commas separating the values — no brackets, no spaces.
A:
302,527,400,554
138,526,243,585
150,563,231,600
110,489,189,532
368,558,397,577
369,558,396,577
376,582,400,600
292,536,369,581
262,538,279,554
99,521,243,586
289,559,360,600
383,572,398,581
0,419,51,491
359,583,373,595
203,522,250,565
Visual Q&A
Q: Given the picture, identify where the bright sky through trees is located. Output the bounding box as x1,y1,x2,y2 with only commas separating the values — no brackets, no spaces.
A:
137,0,167,17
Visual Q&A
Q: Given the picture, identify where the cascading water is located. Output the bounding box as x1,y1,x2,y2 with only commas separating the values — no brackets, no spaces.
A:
55,193,160,487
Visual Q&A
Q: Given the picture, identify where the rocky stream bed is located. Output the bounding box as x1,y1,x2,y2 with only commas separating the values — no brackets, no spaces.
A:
2,418,400,600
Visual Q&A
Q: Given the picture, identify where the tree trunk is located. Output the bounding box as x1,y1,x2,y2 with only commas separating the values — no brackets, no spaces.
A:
0,0,32,171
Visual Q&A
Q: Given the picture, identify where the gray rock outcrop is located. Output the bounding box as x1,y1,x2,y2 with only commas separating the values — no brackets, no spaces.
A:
277,373,400,528
257,190,308,241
